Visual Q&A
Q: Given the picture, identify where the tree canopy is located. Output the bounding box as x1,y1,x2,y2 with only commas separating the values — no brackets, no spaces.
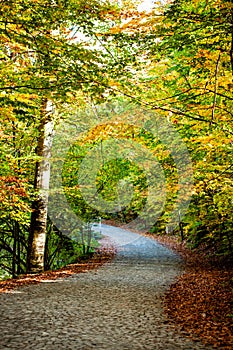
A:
0,0,232,277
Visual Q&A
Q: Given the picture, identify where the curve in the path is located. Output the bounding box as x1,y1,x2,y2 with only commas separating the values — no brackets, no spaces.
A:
0,225,213,350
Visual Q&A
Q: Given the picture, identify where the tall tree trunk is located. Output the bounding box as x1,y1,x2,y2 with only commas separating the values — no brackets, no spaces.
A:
27,99,54,274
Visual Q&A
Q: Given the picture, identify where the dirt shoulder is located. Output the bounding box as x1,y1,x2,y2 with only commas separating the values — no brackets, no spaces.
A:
0,247,115,293
145,233,233,350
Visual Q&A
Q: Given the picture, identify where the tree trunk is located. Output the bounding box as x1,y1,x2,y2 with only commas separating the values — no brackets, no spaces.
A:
12,221,20,278
87,223,92,254
27,99,54,274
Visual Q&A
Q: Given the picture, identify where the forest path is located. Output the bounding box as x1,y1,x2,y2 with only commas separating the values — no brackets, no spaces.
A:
0,225,213,350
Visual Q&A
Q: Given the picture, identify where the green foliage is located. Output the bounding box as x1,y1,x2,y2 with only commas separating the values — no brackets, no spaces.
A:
44,219,98,271
1,0,232,277
143,0,233,257
61,106,180,230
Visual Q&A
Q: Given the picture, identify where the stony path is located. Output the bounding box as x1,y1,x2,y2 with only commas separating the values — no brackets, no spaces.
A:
0,225,213,350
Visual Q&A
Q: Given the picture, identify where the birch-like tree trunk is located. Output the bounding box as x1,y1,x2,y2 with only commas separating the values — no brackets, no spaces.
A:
27,99,54,273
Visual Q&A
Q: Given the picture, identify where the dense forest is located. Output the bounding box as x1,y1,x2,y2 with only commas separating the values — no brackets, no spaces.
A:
0,0,232,278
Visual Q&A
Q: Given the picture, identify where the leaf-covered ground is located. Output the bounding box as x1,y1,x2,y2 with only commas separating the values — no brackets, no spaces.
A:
0,247,115,293
145,233,233,350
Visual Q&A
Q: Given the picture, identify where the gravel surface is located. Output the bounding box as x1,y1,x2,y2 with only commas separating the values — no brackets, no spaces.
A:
0,225,213,350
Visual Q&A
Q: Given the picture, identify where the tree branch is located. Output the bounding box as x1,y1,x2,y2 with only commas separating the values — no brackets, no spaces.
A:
211,52,221,126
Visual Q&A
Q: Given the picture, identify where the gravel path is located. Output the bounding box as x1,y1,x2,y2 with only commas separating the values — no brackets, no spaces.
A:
0,225,213,350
